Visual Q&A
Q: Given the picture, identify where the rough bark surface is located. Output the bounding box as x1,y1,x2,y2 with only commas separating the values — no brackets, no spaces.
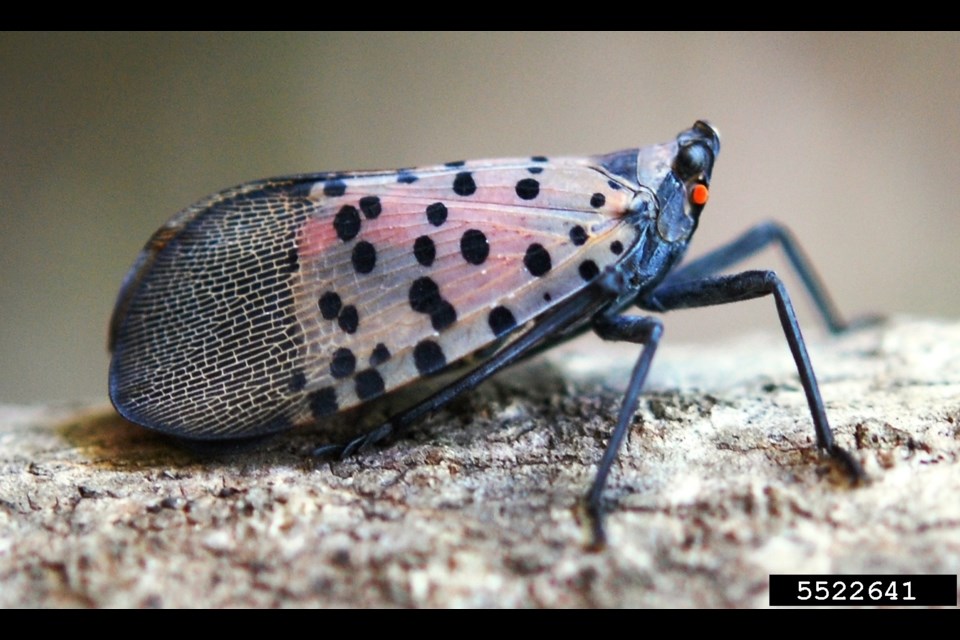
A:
1,317,958,608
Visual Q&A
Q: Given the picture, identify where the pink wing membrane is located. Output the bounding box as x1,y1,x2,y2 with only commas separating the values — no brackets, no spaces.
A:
288,158,640,420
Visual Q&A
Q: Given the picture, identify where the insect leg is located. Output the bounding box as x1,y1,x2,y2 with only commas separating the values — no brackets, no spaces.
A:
657,221,867,333
641,270,865,481
584,313,663,549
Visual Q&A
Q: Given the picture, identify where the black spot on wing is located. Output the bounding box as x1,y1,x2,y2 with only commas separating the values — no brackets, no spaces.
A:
414,235,436,267
515,178,540,200
355,369,385,400
488,306,517,338
579,260,600,281
351,241,377,274
430,301,457,331
524,243,552,277
413,340,446,375
323,180,347,197
460,229,489,265
359,196,382,219
370,343,391,366
426,202,448,226
569,226,587,246
409,277,443,314
453,172,476,196
333,205,361,242
319,291,341,320
330,348,357,379
338,305,359,334
310,387,339,418
409,277,457,332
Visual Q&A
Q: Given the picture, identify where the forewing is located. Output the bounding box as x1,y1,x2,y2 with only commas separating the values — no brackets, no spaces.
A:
110,155,643,439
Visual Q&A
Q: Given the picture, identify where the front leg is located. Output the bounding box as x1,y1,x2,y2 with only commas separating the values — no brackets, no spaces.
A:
641,270,865,481
657,221,876,334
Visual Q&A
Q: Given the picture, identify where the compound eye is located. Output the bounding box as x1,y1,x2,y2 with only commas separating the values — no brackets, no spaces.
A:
674,142,711,182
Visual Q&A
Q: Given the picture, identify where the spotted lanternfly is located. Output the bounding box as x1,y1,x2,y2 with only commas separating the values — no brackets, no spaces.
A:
109,121,864,546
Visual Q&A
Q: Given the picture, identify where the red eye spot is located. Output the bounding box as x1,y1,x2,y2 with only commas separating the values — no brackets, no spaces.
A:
691,184,709,206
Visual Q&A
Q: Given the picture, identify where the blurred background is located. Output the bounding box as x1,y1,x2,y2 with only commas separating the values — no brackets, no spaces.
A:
2,32,958,404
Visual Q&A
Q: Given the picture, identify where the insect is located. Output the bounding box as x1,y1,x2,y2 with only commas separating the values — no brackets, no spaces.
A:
109,121,864,547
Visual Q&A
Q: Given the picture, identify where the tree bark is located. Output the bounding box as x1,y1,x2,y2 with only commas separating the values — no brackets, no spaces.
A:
2,317,958,607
